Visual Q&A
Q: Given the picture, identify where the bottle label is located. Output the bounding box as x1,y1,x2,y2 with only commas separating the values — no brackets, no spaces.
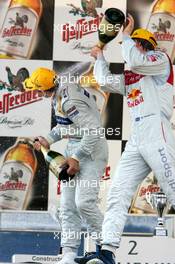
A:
0,6,38,58
0,160,33,210
147,12,175,60
50,156,66,178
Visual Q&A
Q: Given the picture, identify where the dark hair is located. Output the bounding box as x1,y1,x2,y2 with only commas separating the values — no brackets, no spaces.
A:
134,38,155,51
47,86,57,93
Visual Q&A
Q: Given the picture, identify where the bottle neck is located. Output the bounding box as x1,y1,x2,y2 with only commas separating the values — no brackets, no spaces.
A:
40,145,49,158
10,0,43,17
17,137,33,148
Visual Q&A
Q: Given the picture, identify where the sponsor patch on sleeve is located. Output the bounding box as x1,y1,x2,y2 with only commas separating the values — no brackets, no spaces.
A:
66,105,76,114
68,110,79,118
146,54,158,62
66,105,79,119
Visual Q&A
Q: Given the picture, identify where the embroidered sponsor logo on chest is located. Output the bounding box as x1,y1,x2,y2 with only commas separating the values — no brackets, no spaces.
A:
127,89,144,108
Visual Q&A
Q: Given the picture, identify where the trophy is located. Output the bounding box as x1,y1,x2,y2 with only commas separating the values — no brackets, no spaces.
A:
97,8,125,48
146,191,168,236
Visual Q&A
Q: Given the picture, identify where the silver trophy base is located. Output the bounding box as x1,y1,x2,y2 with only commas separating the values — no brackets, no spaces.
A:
87,259,104,264
154,226,168,236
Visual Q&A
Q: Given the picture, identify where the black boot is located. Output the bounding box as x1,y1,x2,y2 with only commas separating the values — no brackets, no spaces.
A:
74,244,102,264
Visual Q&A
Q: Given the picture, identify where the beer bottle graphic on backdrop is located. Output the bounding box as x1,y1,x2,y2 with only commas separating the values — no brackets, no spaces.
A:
0,138,37,210
0,0,11,59
0,0,43,59
0,0,11,34
129,174,160,214
147,0,175,61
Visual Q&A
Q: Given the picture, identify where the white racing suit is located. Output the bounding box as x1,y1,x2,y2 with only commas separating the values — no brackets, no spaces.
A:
94,35,174,248
47,82,108,249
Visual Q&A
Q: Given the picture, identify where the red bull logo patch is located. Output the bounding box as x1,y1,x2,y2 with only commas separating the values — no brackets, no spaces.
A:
127,89,144,108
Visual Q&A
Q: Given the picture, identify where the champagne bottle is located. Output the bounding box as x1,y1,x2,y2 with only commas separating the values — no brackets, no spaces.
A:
40,146,74,182
98,8,125,48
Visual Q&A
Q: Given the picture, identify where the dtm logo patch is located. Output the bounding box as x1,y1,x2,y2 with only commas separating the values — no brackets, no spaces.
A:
127,88,144,107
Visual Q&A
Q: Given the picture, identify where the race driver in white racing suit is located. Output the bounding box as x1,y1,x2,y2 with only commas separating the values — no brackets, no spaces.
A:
75,14,175,264
23,67,108,264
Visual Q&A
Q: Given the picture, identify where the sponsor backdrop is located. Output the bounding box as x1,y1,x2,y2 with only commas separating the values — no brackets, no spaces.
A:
0,0,174,220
